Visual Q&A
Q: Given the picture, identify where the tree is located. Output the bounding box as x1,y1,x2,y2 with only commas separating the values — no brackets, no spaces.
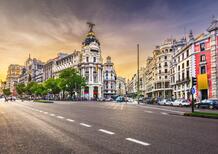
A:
33,83,48,97
16,83,26,96
44,78,61,97
25,82,37,96
3,88,11,96
59,68,86,100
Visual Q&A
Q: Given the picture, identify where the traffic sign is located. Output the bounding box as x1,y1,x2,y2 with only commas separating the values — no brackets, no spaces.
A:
191,87,195,94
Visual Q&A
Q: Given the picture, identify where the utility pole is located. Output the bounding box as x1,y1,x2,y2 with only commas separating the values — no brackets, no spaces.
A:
137,44,140,104
191,77,197,113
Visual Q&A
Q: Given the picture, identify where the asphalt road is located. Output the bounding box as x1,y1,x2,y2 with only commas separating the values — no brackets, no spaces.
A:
0,100,217,154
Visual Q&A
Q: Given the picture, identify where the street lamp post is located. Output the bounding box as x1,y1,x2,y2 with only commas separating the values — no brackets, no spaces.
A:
137,44,140,104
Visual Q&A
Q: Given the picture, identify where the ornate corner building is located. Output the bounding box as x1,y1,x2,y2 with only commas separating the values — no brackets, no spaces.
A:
42,22,120,100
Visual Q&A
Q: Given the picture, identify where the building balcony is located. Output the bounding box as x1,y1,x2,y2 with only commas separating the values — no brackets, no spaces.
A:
176,77,190,84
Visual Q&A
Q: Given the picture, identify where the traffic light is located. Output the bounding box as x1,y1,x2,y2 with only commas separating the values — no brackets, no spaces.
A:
192,77,197,86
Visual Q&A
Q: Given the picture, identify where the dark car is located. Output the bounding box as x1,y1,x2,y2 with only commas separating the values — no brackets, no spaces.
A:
195,98,218,109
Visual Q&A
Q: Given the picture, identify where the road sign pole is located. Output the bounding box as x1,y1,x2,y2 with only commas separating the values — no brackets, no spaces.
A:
191,77,196,113
137,44,140,105
191,86,194,113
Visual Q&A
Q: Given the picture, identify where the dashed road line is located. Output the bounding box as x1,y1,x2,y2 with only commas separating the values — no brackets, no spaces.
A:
144,110,153,113
161,112,168,115
80,123,92,127
66,119,75,122
57,116,64,119
98,129,115,135
126,138,150,146
50,113,55,116
44,112,48,114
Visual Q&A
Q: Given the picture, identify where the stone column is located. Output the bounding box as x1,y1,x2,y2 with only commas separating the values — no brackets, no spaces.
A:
210,31,218,98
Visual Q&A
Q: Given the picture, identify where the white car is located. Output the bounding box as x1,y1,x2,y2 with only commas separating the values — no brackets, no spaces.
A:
171,99,190,107
158,99,172,106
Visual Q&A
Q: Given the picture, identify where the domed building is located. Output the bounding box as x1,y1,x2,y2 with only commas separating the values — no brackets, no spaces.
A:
44,22,117,100
79,22,104,100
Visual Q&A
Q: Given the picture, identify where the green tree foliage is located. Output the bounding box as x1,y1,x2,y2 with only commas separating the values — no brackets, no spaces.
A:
32,83,48,96
25,82,37,95
3,88,11,96
59,68,86,99
16,83,26,96
44,78,61,95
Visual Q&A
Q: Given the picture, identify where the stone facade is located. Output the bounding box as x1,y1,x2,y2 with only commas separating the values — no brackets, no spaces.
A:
103,56,116,99
5,64,23,93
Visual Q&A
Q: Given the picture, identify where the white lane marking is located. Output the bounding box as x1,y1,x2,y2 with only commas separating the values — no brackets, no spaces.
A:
66,119,75,122
50,113,55,116
126,138,150,146
113,104,118,109
161,112,168,115
57,116,64,119
98,129,115,135
138,105,184,114
1,112,5,114
144,110,153,113
39,110,43,113
121,104,124,110
80,123,92,127
44,112,48,114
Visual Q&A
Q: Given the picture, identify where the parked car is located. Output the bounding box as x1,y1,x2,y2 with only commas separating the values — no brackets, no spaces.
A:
105,98,113,101
171,99,190,107
116,96,125,102
158,99,172,106
144,97,153,104
195,98,218,109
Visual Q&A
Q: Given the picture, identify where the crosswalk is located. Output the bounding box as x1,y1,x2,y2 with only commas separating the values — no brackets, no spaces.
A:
103,103,127,110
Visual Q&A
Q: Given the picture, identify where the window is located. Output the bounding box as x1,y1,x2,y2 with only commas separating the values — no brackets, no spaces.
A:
200,55,206,62
182,72,184,80
186,70,189,79
200,65,206,74
93,57,96,62
186,50,189,57
178,65,180,71
187,60,189,67
86,57,89,62
182,53,184,60
165,56,167,60
182,63,184,69
200,42,205,51
165,76,167,79
165,69,167,73
164,62,167,66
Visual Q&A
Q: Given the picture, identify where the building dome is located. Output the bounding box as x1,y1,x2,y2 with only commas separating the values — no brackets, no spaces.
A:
82,25,100,46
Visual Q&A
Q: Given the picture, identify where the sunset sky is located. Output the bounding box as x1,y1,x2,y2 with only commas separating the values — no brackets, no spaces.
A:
0,0,218,81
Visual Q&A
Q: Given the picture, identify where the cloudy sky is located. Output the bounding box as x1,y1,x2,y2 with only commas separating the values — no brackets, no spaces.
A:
0,0,217,80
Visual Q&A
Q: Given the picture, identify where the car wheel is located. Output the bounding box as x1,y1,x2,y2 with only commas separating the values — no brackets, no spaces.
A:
209,105,213,109
171,103,173,106
179,104,182,107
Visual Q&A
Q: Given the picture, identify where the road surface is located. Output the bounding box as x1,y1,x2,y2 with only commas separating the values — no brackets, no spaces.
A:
0,100,217,154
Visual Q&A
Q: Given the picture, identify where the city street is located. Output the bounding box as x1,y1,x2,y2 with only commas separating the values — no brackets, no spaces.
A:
0,100,217,154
